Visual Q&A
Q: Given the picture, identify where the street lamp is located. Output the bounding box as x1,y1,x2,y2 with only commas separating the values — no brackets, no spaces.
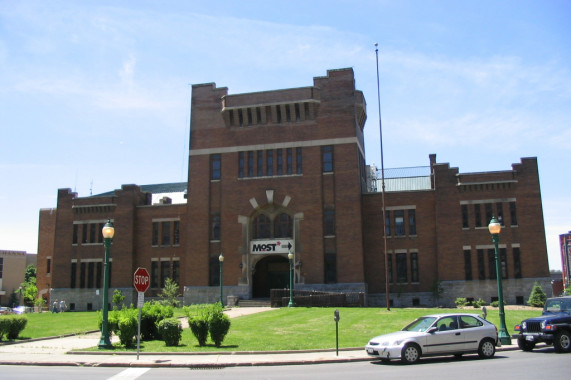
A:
288,249,295,307
488,216,511,345
98,219,114,349
219,253,224,306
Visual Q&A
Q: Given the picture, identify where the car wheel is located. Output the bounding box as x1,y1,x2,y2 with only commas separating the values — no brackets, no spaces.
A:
478,338,496,359
401,343,421,364
553,330,571,353
517,336,535,352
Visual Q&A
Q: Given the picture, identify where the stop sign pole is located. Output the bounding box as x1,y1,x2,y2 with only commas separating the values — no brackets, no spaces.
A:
133,267,150,360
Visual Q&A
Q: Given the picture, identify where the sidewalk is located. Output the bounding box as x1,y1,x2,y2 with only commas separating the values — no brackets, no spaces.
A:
0,308,522,368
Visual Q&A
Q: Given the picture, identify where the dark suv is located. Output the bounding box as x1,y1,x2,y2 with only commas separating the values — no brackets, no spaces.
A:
514,296,571,352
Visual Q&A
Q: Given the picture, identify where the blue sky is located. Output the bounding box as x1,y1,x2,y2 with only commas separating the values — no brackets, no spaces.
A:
1,0,569,270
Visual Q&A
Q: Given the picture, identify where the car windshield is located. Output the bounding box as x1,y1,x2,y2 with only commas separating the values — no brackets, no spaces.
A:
402,317,437,332
544,299,571,313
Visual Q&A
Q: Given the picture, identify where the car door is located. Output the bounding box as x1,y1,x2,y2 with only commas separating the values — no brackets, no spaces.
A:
423,316,465,354
459,315,485,351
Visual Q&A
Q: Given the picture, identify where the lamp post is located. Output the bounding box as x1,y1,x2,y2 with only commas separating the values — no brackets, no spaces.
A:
219,253,224,306
98,219,114,349
288,249,295,307
488,216,511,345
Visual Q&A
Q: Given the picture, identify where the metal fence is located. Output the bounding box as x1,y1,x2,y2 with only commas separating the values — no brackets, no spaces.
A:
270,289,365,307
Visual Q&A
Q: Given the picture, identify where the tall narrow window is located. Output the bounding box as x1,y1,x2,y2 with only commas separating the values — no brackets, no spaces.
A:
474,204,482,228
248,151,254,177
294,103,301,121
277,149,283,175
257,150,263,177
70,262,76,288
396,253,407,283
96,262,102,289
461,205,469,228
238,109,244,127
152,222,159,246
253,214,271,239
173,260,180,284
98,223,104,243
274,213,292,238
161,261,170,288
323,209,335,236
496,202,504,225
488,249,497,280
247,108,252,125
408,209,417,235
87,262,94,288
79,262,86,288
211,214,221,241
211,154,221,180
322,145,333,173
500,248,508,279
82,224,88,244
513,247,522,278
485,203,493,225
477,249,486,280
266,150,274,176
238,152,244,178
395,210,405,236
256,107,262,124
73,224,78,244
385,211,391,236
89,223,96,243
209,256,220,286
173,221,180,245
161,221,171,246
387,254,393,283
46,258,51,274
151,261,159,288
510,202,518,226
296,147,302,174
464,250,472,280
286,148,293,174
324,253,337,284
276,105,282,123
285,104,291,122
411,253,419,282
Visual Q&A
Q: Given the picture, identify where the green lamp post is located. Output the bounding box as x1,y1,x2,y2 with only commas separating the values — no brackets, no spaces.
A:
98,219,114,348
488,216,511,345
219,253,224,306
288,249,295,307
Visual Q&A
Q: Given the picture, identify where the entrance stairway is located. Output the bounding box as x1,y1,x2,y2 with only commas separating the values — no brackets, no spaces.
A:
238,299,271,307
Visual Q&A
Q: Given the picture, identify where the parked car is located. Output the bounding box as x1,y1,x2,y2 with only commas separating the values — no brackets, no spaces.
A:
365,313,499,364
514,296,571,353
12,306,33,314
0,306,13,315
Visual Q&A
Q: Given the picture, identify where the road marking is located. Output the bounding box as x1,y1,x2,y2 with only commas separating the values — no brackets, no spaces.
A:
107,368,151,380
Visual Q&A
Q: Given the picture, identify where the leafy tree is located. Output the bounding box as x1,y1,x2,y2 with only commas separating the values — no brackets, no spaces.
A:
527,282,547,307
24,265,37,283
112,289,126,309
158,278,180,307
430,280,444,306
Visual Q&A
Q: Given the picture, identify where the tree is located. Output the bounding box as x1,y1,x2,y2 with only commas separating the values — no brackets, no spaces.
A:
430,280,444,307
24,265,37,283
113,289,126,309
527,282,547,307
158,278,180,307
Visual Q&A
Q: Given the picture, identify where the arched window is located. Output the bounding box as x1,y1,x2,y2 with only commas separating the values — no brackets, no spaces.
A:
274,213,292,238
253,214,271,239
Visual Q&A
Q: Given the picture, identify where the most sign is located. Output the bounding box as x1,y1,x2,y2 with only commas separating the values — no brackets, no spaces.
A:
250,239,293,254
133,267,150,293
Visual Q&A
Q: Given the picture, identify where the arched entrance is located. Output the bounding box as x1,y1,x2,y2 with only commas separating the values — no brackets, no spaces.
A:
253,255,289,298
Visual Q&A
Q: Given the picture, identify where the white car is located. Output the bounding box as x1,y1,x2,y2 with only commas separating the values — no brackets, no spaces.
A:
365,313,499,364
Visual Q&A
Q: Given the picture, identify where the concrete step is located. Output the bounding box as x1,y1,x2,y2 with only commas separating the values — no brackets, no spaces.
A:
238,299,271,307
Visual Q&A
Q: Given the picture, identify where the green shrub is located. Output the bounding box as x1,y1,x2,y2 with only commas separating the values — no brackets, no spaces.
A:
157,317,183,346
527,282,547,307
141,302,174,341
188,316,209,346
117,309,138,347
209,312,231,347
1,315,28,340
455,298,468,307
472,298,487,308
0,317,10,341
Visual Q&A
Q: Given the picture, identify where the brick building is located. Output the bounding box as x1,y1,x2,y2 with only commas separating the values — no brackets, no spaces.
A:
36,68,550,310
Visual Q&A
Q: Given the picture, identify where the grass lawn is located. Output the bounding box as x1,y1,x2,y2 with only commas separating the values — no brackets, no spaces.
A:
77,306,541,353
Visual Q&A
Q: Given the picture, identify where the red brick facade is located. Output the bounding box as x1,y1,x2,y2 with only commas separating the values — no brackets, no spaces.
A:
36,68,550,309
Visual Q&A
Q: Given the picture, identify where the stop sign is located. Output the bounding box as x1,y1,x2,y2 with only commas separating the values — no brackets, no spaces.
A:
133,267,150,293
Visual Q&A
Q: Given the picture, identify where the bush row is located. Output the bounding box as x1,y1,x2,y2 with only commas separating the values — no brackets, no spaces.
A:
0,315,28,341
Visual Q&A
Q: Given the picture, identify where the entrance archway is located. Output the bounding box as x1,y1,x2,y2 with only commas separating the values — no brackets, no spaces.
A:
252,255,289,298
